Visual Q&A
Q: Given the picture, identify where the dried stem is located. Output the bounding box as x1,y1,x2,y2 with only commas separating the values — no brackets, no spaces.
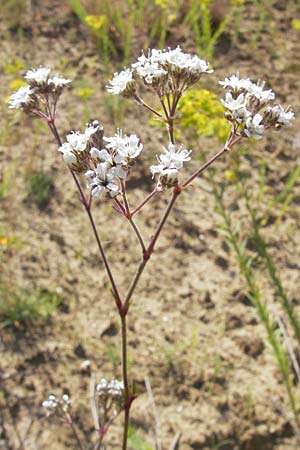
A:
121,314,131,450
128,216,146,254
67,416,85,450
145,377,162,450
120,180,146,254
135,95,163,118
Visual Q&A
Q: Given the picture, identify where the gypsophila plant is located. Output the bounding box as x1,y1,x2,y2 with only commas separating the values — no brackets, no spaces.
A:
9,46,294,450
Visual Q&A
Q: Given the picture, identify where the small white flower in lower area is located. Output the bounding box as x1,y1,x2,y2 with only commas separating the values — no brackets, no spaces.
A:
108,380,124,397
150,143,192,187
90,147,113,164
107,69,136,96
42,394,58,414
244,113,264,139
59,143,77,166
160,142,192,168
96,378,124,399
85,163,120,197
115,134,143,163
221,92,247,112
66,131,88,152
61,394,71,413
9,85,35,109
25,67,51,84
104,130,143,165
247,82,275,102
48,76,71,89
272,105,295,127
42,394,71,416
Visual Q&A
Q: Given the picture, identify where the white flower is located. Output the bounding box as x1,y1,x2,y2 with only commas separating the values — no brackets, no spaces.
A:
221,92,247,111
42,394,70,415
96,378,124,398
272,105,294,127
85,163,120,197
132,49,167,83
104,130,143,164
42,395,57,413
247,82,275,102
162,46,212,74
66,131,88,152
104,130,125,151
9,85,34,109
48,76,71,88
107,69,135,95
59,142,77,166
244,113,264,139
85,122,100,140
61,394,71,412
25,67,51,84
134,60,167,84
150,143,191,185
132,46,212,84
96,378,109,395
219,73,252,91
107,380,124,397
90,147,113,164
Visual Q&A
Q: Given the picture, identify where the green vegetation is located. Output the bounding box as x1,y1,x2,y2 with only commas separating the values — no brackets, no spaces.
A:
25,170,55,209
213,185,299,425
0,162,15,199
70,0,245,73
0,286,61,328
179,88,230,142
2,0,27,28
128,425,153,450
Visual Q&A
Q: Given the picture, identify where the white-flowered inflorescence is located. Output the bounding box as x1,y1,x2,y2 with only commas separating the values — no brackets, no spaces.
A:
104,130,143,164
58,122,101,172
106,46,212,96
8,85,35,109
96,378,124,399
220,73,294,139
25,67,51,84
48,76,71,88
42,394,71,416
107,69,135,96
150,142,192,188
84,129,143,197
9,67,71,111
85,163,121,198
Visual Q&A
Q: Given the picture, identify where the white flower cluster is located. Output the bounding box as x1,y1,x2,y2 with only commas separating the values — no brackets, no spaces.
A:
220,73,294,139
60,122,143,197
59,120,102,173
42,394,71,416
9,85,35,110
96,378,124,401
150,143,192,188
24,67,71,89
9,66,71,111
106,68,135,97
107,46,212,96
85,130,143,198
